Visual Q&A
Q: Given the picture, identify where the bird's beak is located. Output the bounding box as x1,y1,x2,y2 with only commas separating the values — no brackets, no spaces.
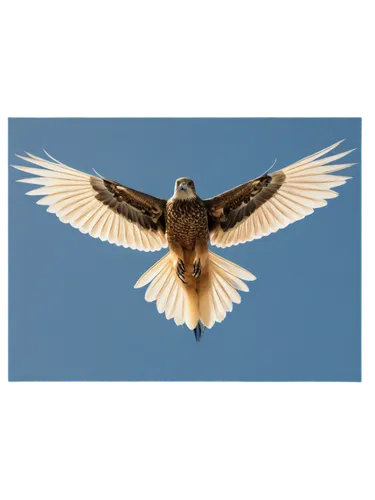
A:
178,182,187,191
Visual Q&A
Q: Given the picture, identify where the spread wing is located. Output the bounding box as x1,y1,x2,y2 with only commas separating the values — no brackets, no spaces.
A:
205,140,356,248
12,152,168,252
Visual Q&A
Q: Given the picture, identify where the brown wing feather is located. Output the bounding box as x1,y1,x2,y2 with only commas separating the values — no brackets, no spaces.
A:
12,151,167,252
206,172,285,231
91,177,165,232
205,140,355,248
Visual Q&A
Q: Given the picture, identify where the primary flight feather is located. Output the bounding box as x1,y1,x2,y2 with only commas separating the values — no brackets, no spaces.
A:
12,140,355,341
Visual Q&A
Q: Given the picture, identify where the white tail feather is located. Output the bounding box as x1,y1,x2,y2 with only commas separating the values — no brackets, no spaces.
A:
135,250,255,331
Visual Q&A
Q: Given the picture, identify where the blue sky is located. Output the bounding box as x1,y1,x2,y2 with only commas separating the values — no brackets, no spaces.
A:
8,118,361,381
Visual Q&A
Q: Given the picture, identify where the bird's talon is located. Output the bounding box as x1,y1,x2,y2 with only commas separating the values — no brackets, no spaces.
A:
177,271,186,284
192,258,201,279
177,258,185,271
177,259,186,283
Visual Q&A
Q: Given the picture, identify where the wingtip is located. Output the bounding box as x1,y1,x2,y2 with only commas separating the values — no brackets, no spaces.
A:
330,138,346,150
10,164,25,173
15,153,35,163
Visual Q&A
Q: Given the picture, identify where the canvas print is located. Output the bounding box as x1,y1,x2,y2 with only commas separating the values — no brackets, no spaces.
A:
7,117,361,383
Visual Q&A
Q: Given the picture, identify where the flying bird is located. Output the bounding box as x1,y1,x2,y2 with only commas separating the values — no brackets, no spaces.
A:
12,140,355,341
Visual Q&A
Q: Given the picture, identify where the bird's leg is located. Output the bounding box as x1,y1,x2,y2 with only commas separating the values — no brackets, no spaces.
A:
193,240,209,279
169,242,186,284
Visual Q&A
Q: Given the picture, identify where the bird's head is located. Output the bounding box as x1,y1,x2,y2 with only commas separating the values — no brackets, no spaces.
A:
173,177,197,199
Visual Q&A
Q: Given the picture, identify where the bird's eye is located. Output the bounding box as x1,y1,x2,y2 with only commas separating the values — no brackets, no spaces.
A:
188,181,193,187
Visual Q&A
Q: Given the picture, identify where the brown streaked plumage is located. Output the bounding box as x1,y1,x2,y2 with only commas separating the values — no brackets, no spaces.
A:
12,140,356,341
166,197,208,251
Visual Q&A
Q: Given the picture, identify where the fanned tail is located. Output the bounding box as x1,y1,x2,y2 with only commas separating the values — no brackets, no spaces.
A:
134,250,256,340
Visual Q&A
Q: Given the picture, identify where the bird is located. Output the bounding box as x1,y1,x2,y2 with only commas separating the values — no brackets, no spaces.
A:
12,140,355,342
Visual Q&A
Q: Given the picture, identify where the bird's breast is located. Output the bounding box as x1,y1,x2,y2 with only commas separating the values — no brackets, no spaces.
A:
166,199,209,249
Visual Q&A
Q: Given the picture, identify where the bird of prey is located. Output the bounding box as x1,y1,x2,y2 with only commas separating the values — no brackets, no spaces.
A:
12,140,355,341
